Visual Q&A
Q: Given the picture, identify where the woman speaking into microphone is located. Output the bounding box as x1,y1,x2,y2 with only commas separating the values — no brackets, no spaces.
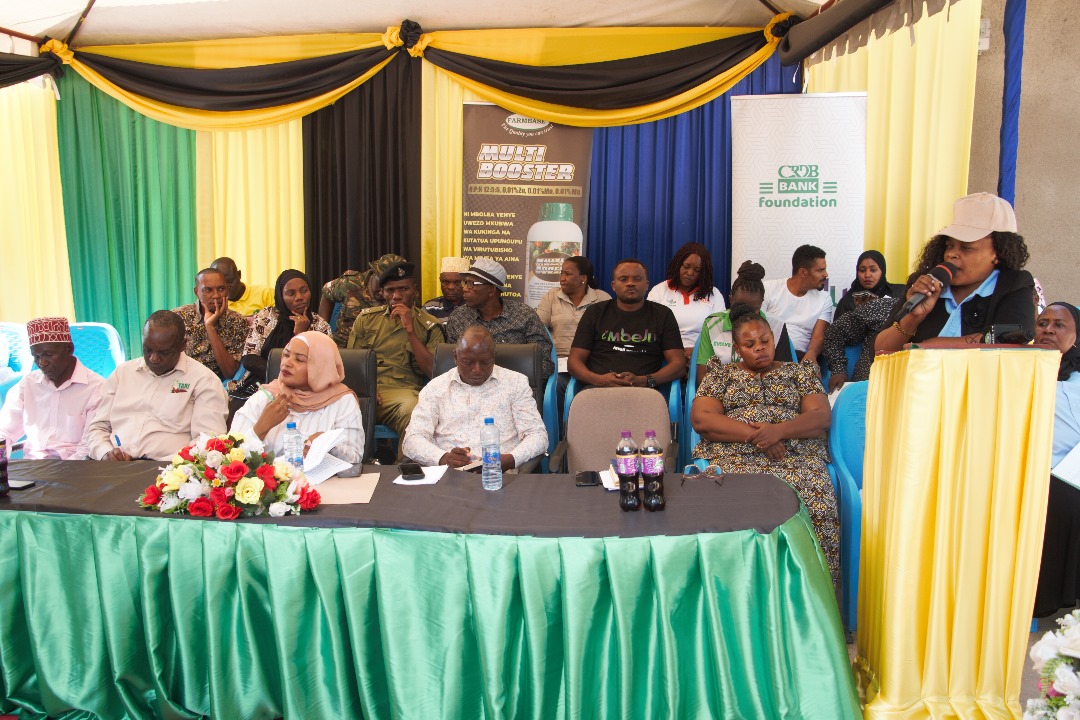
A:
875,193,1035,353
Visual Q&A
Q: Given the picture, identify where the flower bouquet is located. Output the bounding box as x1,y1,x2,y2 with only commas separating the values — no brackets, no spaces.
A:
138,432,321,520
1025,610,1080,719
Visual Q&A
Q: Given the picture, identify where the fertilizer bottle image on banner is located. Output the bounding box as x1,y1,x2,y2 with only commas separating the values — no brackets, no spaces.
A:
525,202,583,307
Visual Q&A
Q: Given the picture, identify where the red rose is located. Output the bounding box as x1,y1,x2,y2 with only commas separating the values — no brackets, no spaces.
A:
205,438,226,453
298,486,321,511
255,464,278,490
209,487,228,507
220,461,249,484
215,502,241,520
203,467,217,481
142,485,163,506
178,445,195,462
187,497,214,517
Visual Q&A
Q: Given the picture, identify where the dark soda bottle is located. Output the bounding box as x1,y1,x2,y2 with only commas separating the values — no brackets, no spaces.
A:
640,430,666,512
615,431,640,512
0,439,9,497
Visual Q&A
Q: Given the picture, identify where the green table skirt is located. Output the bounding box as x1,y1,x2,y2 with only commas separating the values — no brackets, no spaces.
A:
0,509,859,719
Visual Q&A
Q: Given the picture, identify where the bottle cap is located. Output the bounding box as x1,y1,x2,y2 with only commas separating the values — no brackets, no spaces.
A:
620,431,631,438
286,422,297,429
645,430,656,437
484,417,494,424
538,202,574,222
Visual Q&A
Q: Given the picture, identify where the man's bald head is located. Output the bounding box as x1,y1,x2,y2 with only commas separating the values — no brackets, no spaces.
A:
454,326,496,386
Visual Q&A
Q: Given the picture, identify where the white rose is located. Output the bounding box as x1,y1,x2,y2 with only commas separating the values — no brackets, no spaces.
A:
204,450,225,469
1061,625,1080,660
1055,665,1080,697
177,480,207,502
157,492,181,512
268,502,290,518
1057,703,1080,720
286,479,304,503
1062,613,1080,629
180,464,195,477
1032,631,1065,672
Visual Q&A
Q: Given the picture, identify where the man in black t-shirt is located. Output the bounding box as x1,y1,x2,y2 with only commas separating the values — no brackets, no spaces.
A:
568,258,685,389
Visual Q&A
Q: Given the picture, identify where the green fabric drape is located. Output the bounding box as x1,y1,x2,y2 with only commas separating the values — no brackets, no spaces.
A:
56,72,198,355
0,510,860,719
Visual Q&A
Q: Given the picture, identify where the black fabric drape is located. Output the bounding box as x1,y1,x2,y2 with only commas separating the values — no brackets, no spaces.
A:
0,51,61,91
70,47,394,111
777,0,895,64
423,32,766,110
302,51,421,293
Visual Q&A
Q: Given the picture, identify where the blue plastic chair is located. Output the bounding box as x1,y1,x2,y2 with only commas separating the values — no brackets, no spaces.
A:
0,322,31,374
827,380,868,632
70,322,126,379
844,344,862,377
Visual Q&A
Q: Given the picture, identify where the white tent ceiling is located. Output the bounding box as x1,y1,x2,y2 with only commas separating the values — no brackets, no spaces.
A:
1,0,824,47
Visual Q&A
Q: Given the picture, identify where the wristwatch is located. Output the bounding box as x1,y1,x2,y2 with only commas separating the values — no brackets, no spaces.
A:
646,375,656,389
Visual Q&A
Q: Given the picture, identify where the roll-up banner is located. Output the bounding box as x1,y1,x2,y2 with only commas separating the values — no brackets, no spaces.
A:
461,103,592,307
731,93,867,300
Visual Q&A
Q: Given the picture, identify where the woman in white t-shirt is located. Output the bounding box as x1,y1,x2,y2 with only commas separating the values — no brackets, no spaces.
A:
647,242,726,357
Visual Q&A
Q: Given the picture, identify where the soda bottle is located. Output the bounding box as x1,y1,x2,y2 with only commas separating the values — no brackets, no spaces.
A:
640,430,666,512
0,438,9,497
480,417,503,491
615,431,640,512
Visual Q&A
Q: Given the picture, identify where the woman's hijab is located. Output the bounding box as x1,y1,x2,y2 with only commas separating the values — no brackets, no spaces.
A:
848,250,893,298
261,269,314,360
1048,302,1080,381
263,332,355,412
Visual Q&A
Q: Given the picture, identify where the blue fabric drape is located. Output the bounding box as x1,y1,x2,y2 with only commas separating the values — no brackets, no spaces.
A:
998,0,1026,205
586,55,801,299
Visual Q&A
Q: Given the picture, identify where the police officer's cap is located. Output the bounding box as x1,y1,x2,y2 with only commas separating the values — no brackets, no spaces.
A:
378,261,415,285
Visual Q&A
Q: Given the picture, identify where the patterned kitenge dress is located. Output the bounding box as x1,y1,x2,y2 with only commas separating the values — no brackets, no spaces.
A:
692,358,840,585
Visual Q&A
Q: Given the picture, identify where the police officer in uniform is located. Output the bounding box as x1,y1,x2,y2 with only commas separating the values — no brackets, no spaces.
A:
347,260,445,458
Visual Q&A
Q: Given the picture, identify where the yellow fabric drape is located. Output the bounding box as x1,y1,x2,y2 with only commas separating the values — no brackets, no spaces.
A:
858,349,1056,719
419,64,485,302
76,34,387,68
194,121,306,286
0,80,75,321
41,38,396,132
421,26,759,65
806,0,981,277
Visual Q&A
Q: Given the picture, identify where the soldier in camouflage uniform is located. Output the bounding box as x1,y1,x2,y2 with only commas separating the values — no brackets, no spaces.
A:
347,260,445,459
320,253,406,347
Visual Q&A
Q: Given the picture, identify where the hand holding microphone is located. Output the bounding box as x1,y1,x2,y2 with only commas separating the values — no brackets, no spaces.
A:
896,262,958,321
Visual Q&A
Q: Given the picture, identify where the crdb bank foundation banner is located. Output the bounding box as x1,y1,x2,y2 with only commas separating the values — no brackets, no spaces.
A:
731,94,866,300
462,103,592,307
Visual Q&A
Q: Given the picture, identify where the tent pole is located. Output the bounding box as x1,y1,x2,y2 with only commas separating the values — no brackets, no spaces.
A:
0,26,45,44
65,0,98,47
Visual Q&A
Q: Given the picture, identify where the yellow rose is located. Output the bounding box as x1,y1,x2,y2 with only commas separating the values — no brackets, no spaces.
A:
227,447,247,463
159,469,185,492
273,460,291,480
234,476,265,505
229,432,245,443
171,454,185,465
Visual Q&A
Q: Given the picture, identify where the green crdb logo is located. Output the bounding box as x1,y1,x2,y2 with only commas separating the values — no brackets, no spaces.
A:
758,164,838,208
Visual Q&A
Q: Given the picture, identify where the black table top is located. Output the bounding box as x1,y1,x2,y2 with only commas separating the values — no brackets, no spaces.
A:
1,460,800,539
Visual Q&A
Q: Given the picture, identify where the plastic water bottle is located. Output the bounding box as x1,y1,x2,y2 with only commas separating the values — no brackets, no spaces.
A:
640,430,666,512
481,417,503,491
282,422,304,469
615,431,640,512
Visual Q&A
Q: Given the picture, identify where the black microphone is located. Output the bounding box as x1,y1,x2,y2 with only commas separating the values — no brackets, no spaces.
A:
896,262,957,321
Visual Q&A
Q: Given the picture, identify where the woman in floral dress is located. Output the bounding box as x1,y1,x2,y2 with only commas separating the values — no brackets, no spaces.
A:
690,303,840,585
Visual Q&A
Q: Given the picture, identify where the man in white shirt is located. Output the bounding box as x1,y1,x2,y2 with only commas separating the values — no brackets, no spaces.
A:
402,326,548,470
761,245,834,366
0,317,105,459
85,310,228,461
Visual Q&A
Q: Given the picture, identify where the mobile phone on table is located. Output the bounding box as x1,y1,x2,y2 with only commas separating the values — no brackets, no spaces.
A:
9,479,35,490
575,470,601,487
398,462,424,481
